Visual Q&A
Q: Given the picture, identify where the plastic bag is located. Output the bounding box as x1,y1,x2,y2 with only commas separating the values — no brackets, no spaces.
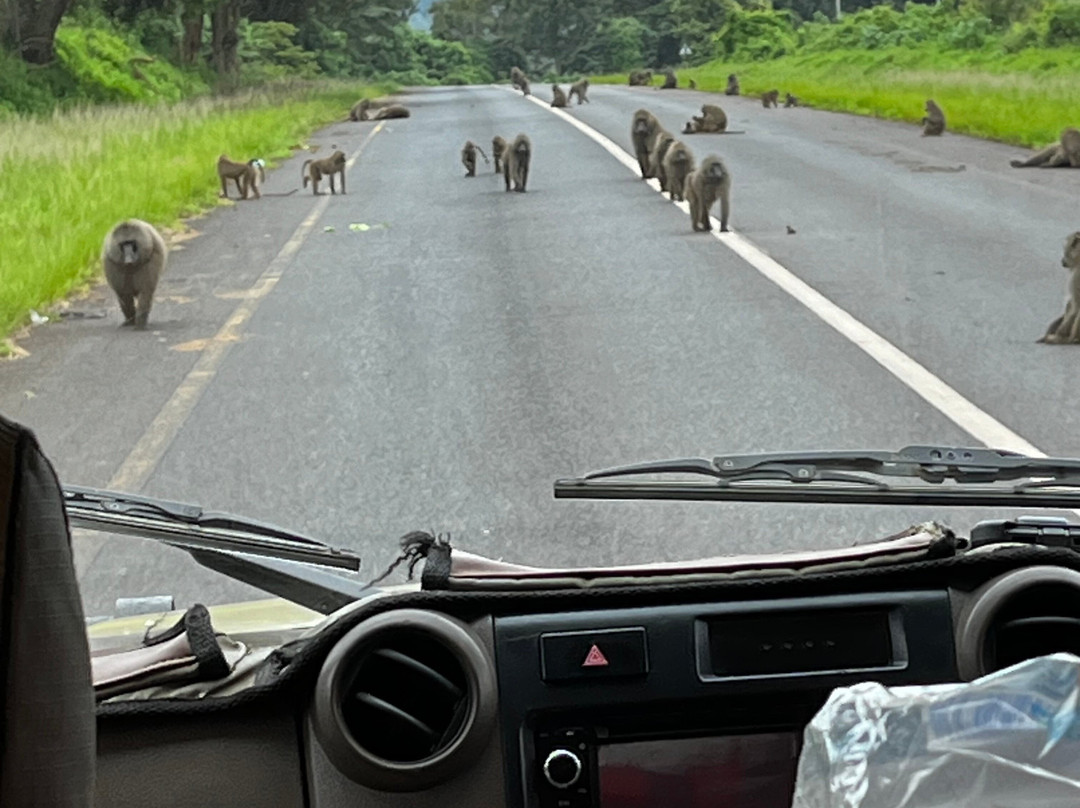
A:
792,653,1080,808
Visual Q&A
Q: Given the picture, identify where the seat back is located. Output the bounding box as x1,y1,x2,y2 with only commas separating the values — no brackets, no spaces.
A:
0,415,95,807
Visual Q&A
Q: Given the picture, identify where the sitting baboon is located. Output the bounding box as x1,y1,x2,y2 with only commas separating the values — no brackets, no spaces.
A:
503,133,531,192
510,66,526,89
568,77,590,104
683,104,728,135
685,155,731,233
629,70,653,87
1038,232,1080,344
688,78,697,90
1011,127,1080,168
784,93,800,108
370,104,410,120
301,150,347,195
492,135,507,174
101,219,168,329
349,98,389,121
725,74,740,96
761,90,779,108
921,99,945,136
649,131,677,193
662,140,694,202
217,155,265,200
631,108,661,179
660,69,677,89
551,84,568,108
461,140,488,177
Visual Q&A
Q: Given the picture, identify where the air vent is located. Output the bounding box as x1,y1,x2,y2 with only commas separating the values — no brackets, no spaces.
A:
313,609,497,791
957,566,1080,679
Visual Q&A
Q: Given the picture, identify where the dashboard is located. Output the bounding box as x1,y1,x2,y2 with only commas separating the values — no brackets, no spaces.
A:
92,546,1080,808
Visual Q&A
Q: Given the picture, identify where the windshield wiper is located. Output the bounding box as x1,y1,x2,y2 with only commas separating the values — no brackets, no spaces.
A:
554,445,1080,508
64,485,361,571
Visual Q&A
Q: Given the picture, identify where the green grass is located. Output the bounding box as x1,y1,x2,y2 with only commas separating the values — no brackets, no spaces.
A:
593,46,1080,149
0,80,393,340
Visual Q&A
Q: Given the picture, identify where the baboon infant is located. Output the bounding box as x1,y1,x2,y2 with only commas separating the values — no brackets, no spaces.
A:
102,219,168,329
688,78,697,90
662,140,694,202
568,78,590,104
492,135,507,173
683,104,727,134
684,155,731,233
217,155,265,199
302,150,347,195
784,93,800,108
1038,232,1080,344
503,133,531,192
922,99,945,136
725,74,740,96
761,90,779,108
1011,127,1080,168
551,85,568,108
631,108,661,179
461,140,488,177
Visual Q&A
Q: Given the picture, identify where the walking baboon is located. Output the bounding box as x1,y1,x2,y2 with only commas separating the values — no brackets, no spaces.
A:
921,99,945,136
649,132,677,193
520,78,531,96
102,219,167,329
568,78,590,104
492,135,507,173
662,140,694,202
762,90,779,108
784,93,800,108
685,155,731,233
683,104,728,134
510,66,526,89
661,69,677,89
1011,128,1080,168
688,78,697,90
725,74,740,96
370,104,410,120
551,84,568,108
302,150,347,195
1038,232,1080,344
503,133,531,192
631,109,661,179
217,155,265,199
461,140,488,177
629,70,653,86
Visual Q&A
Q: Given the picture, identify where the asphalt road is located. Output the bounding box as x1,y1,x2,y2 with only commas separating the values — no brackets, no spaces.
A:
4,84,1080,616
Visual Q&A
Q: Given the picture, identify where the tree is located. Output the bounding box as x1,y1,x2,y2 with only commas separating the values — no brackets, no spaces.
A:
211,0,241,75
3,0,74,63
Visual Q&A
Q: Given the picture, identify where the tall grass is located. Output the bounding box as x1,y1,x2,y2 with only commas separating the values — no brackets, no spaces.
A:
0,80,392,339
593,46,1080,148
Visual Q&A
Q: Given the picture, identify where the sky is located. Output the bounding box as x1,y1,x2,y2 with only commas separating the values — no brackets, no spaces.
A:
409,0,434,30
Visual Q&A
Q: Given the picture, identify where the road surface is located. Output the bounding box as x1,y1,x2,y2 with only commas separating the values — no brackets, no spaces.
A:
3,84,1079,615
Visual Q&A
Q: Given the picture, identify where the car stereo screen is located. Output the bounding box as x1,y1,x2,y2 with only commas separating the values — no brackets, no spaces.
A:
598,732,799,808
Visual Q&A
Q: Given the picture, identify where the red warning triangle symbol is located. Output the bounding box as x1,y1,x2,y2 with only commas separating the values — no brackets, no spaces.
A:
582,644,609,667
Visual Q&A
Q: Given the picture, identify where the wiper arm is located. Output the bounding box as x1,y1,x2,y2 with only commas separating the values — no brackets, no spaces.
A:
555,445,1080,508
63,485,360,571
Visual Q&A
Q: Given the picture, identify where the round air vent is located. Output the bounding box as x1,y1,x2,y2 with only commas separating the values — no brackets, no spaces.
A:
957,566,1080,680
312,609,497,792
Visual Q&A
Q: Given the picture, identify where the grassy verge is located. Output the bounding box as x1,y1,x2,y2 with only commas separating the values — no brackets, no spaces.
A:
593,46,1080,149
0,80,393,343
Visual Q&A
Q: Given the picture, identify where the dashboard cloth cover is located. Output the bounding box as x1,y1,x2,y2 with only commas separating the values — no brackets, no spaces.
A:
793,652,1080,808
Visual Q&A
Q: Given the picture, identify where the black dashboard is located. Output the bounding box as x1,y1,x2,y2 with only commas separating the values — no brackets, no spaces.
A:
92,545,1080,808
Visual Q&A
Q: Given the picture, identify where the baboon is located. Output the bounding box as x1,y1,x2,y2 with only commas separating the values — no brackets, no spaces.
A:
101,219,167,329
662,140,694,202
568,78,590,104
551,84,568,108
661,69,677,90
349,98,389,121
492,135,507,174
1011,128,1080,168
688,78,697,90
684,155,731,233
520,78,531,96
921,99,945,136
370,104,410,120
1038,232,1080,344
217,155,265,199
683,104,728,135
762,90,779,108
301,150,347,195
510,66,526,89
461,140,488,177
784,93,800,108
503,133,531,192
725,74,740,96
629,70,653,87
631,109,661,179
649,132,677,193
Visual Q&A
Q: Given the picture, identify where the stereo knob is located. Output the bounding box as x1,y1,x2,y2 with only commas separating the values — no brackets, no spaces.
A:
543,748,582,789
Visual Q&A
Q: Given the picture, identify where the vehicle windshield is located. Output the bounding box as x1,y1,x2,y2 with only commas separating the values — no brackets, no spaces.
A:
2,0,1077,621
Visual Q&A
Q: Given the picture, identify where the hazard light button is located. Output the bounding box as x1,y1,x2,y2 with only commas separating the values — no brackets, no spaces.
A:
540,628,648,682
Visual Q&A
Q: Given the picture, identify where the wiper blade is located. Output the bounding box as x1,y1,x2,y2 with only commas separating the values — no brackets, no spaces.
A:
63,485,360,571
554,445,1080,508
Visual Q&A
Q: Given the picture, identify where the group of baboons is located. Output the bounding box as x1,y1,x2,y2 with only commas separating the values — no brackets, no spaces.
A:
461,134,532,191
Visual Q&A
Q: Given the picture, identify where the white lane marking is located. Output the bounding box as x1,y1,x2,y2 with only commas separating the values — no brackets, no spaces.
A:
504,85,1046,458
